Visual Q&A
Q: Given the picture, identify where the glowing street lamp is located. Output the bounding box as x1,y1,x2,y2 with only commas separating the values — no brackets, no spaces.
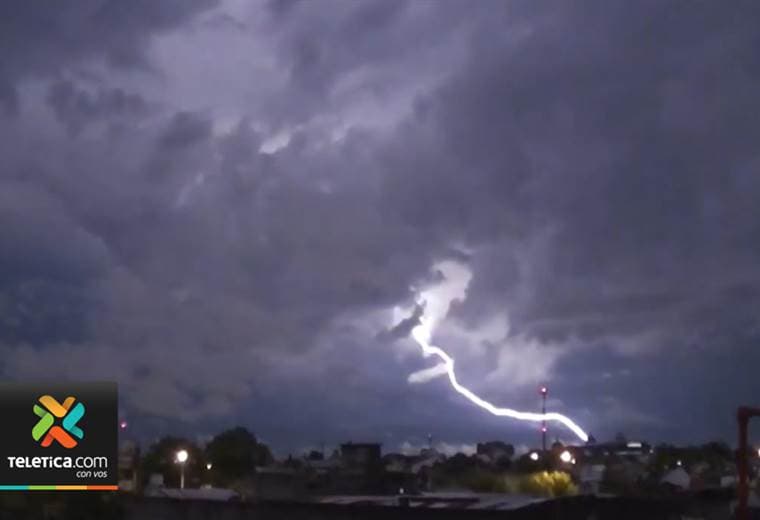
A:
560,450,572,464
529,451,540,462
206,463,213,470
176,449,188,489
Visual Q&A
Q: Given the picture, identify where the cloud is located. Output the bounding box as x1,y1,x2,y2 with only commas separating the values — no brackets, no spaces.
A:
407,363,448,384
0,1,219,91
46,80,151,136
1,0,759,450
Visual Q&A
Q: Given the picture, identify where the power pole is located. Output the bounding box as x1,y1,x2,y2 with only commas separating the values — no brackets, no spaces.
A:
540,386,548,452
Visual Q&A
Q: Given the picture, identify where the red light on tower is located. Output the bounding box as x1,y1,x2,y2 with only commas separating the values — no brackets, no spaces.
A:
540,386,547,395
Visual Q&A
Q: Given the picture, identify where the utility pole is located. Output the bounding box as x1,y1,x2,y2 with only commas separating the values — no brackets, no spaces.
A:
540,386,548,452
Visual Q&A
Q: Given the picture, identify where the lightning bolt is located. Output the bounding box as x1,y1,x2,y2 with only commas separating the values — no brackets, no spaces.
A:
409,303,590,443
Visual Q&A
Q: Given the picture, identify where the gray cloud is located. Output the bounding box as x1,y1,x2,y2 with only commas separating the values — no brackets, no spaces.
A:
0,1,218,84
1,0,759,450
46,80,151,136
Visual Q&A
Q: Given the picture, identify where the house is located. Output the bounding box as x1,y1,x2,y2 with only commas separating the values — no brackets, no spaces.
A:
117,441,140,492
581,440,652,463
147,487,240,501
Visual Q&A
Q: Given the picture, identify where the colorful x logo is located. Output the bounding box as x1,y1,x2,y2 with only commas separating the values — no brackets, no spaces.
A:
32,395,85,449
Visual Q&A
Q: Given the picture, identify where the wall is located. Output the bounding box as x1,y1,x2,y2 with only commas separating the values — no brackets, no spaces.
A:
0,493,727,520
121,496,687,520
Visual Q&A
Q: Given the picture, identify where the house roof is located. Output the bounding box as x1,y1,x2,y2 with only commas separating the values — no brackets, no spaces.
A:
318,493,549,511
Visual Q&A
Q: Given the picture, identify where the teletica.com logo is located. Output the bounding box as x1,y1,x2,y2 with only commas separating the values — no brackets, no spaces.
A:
32,395,85,449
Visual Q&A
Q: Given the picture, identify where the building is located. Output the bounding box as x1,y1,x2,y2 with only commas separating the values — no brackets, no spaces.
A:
254,467,307,501
118,441,140,492
579,440,652,463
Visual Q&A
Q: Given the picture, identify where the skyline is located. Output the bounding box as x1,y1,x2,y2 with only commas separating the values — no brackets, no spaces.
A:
2,0,760,453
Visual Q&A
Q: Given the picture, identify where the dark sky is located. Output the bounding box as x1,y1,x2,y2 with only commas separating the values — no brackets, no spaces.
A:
1,0,760,455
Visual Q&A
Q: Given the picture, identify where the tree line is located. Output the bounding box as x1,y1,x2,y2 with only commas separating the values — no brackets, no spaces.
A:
137,426,273,490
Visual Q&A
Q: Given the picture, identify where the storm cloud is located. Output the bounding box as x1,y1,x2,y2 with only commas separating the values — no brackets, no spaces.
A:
1,0,759,452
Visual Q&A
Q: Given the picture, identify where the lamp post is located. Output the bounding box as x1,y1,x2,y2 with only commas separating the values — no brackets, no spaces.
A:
176,449,188,489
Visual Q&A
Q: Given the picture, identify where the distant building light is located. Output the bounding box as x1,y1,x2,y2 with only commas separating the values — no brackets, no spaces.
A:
757,448,760,458
571,458,576,465
530,452,540,461
676,460,682,467
206,463,213,470
626,442,642,448
119,421,128,430
560,450,572,463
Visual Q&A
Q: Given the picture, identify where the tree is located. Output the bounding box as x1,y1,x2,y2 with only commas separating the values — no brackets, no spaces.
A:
520,471,578,497
514,453,546,474
699,441,732,467
140,436,205,489
306,450,324,461
205,427,273,486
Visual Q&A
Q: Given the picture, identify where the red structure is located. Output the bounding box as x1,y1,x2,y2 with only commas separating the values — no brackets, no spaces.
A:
737,406,760,520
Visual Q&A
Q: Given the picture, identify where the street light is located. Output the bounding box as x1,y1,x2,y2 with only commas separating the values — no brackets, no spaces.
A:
560,450,572,463
206,463,213,470
529,452,539,461
176,449,188,489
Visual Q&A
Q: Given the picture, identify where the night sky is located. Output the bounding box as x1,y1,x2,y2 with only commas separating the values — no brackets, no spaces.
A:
1,0,760,455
